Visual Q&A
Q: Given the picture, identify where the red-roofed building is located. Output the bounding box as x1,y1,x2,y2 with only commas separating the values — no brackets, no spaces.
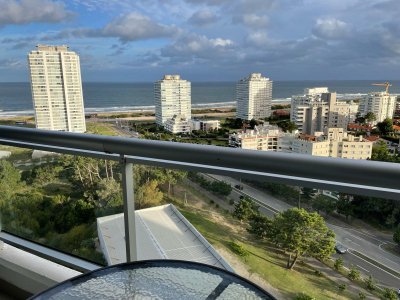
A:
393,125,400,134
364,136,381,143
347,123,372,132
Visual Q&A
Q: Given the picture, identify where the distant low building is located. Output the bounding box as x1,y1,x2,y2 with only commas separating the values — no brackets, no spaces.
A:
191,119,220,131
164,115,191,134
229,125,372,159
229,124,282,151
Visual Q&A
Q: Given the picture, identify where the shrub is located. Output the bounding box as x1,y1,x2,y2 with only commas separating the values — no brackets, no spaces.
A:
338,283,346,292
358,292,366,299
314,270,322,277
364,275,375,291
229,241,249,257
334,257,344,271
383,288,397,300
348,267,361,281
229,199,235,205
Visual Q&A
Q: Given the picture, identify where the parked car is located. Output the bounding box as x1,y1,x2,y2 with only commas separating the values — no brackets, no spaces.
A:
335,244,347,254
234,184,243,190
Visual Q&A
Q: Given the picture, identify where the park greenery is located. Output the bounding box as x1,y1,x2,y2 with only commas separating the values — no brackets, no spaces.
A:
232,197,336,270
0,154,186,264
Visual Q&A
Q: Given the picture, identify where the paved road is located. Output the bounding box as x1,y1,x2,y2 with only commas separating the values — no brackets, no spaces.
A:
332,251,400,289
207,174,400,289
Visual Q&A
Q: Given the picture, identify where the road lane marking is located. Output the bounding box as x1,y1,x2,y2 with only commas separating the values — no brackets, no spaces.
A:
356,265,370,273
348,252,400,279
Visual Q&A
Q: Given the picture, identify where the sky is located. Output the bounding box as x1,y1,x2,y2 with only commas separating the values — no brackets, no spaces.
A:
0,0,399,82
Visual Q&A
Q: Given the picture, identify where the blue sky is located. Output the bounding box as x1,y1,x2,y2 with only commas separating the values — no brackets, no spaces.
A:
0,0,399,82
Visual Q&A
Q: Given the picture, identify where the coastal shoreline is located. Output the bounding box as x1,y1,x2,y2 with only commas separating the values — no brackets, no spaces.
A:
0,99,293,118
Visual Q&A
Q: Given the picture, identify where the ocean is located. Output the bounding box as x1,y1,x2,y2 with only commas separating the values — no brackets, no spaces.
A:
0,80,399,117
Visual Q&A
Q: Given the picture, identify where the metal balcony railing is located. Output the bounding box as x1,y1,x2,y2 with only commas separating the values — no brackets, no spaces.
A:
0,125,399,264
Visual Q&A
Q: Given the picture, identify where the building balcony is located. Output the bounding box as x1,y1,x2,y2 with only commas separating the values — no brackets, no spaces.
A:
0,126,399,299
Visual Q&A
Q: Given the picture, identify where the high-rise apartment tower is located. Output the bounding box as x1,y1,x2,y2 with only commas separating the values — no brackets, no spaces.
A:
154,75,191,126
236,73,273,121
291,88,358,135
358,92,396,124
28,45,86,132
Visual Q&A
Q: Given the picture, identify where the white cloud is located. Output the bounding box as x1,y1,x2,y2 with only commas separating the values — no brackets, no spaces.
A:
160,33,235,62
246,31,269,46
0,0,72,26
188,9,218,26
312,18,351,40
233,14,269,28
102,12,177,42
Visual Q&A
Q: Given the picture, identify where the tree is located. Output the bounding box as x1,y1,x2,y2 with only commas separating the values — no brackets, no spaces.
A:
355,112,365,125
210,180,232,196
136,180,164,209
269,208,335,269
301,187,316,202
162,169,187,196
312,194,336,215
95,178,122,208
377,118,393,135
0,160,22,202
279,120,297,133
358,292,366,299
364,112,376,124
249,119,259,129
248,214,272,239
232,197,259,222
393,225,400,246
371,141,394,162
336,196,354,221
334,257,344,271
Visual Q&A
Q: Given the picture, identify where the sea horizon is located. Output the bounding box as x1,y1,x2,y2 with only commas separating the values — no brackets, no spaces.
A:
1,80,399,117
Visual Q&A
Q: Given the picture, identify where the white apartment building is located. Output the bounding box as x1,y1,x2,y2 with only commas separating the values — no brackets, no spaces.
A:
236,73,272,121
164,115,191,134
291,88,358,135
28,45,86,132
155,75,191,126
191,119,220,131
293,128,372,159
229,124,283,151
229,125,372,159
358,92,396,124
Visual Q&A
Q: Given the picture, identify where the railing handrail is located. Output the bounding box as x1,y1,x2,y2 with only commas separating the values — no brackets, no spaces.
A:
0,125,399,200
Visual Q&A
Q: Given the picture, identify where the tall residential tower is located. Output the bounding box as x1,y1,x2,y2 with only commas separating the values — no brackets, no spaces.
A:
28,45,86,132
290,88,358,135
358,92,396,124
154,75,191,126
236,73,272,121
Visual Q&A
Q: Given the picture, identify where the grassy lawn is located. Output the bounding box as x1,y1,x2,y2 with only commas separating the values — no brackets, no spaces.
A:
86,122,119,136
179,208,355,299
170,182,365,299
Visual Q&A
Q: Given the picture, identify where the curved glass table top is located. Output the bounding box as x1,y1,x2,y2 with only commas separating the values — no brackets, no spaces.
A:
31,260,275,300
